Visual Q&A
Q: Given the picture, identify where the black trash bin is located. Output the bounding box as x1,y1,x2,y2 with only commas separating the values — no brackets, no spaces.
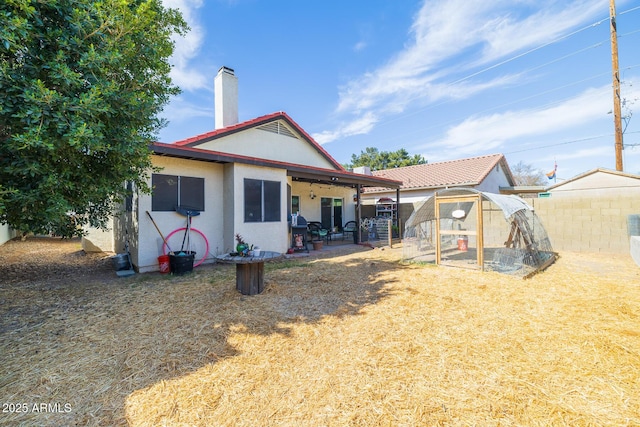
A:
169,252,195,275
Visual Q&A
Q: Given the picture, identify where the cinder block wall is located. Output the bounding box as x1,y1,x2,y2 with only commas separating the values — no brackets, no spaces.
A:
379,193,640,255
530,195,640,253
482,203,512,248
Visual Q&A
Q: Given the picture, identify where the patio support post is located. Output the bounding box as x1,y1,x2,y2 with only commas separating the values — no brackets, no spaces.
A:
356,184,362,244
396,187,401,238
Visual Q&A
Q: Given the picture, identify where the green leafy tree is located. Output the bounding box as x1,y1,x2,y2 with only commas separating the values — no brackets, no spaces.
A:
345,147,427,171
0,0,187,237
511,161,547,186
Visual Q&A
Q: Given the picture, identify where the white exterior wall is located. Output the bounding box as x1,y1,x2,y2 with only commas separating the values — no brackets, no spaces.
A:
0,223,15,246
475,164,513,193
127,156,359,272
229,164,289,254
82,217,114,252
550,171,640,196
197,127,335,169
136,156,225,273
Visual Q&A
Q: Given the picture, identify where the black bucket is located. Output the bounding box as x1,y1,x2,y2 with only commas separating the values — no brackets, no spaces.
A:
169,252,195,275
111,253,131,271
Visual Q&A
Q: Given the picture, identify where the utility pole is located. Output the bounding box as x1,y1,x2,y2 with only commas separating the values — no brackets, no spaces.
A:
610,0,624,171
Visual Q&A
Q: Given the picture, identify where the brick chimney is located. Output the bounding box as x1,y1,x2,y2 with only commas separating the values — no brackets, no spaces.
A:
214,66,238,129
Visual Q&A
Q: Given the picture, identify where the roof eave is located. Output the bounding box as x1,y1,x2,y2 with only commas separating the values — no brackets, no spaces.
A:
151,143,401,189
364,182,479,193
499,185,546,194
290,169,401,189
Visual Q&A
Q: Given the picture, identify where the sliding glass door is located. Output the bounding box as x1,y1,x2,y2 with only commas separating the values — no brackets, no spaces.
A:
321,198,343,230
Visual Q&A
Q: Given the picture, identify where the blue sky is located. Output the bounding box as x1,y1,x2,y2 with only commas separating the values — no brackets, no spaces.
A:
159,0,640,181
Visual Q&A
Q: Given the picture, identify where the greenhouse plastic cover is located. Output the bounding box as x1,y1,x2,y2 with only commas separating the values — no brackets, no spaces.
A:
481,192,532,220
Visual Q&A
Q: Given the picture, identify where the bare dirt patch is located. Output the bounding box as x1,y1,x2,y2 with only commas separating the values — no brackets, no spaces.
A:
0,237,639,426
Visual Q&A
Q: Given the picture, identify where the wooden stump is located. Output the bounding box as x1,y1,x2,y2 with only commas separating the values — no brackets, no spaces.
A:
236,262,265,295
216,251,281,296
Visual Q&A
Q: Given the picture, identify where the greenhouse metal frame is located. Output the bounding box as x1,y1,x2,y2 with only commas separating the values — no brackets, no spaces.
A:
403,188,556,278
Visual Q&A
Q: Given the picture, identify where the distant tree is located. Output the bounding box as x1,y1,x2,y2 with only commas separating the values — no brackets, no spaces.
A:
345,147,427,171
511,161,547,186
0,0,187,237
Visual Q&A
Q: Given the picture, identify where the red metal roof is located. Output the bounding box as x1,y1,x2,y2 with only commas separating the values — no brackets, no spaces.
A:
366,154,514,192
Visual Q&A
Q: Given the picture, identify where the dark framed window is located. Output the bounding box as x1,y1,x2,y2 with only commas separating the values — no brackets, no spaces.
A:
180,176,204,210
244,178,281,222
152,174,205,212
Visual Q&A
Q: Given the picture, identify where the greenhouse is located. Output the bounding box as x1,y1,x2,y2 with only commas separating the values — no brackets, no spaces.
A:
403,188,556,278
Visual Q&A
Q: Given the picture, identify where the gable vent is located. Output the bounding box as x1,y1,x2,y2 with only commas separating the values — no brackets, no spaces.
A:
257,121,297,139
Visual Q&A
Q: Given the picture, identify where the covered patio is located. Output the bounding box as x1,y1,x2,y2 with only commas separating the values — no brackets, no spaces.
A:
153,142,402,253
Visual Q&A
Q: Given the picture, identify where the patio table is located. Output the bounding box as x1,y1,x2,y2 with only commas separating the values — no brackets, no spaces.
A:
216,251,282,295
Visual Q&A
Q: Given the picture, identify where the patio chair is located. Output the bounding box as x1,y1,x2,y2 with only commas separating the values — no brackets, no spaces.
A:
308,222,330,244
342,221,357,241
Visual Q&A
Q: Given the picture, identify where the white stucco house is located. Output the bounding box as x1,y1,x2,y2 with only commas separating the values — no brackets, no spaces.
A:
83,67,401,272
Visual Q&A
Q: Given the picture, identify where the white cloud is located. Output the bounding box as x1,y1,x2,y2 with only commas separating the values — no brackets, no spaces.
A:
312,130,340,145
312,111,379,144
160,95,213,123
353,41,367,52
162,0,208,91
424,86,611,155
466,1,604,67
319,0,606,144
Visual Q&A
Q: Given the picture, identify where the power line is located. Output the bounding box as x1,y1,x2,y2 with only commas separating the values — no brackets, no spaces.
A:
375,20,640,133
619,5,640,16
449,16,611,86
357,6,640,153
505,130,640,155
385,58,640,151
375,57,618,135
378,71,618,148
505,135,608,154
377,82,617,152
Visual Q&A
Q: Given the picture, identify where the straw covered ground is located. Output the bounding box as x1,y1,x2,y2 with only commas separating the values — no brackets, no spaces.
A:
0,237,639,426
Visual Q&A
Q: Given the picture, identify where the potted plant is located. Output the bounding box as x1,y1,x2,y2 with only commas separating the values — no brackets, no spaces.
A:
312,239,323,251
235,234,253,256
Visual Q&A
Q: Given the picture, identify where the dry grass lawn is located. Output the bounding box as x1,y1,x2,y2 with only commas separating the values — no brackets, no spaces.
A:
0,237,639,426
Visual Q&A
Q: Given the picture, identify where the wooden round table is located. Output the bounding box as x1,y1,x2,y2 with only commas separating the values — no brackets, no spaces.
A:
216,251,282,295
